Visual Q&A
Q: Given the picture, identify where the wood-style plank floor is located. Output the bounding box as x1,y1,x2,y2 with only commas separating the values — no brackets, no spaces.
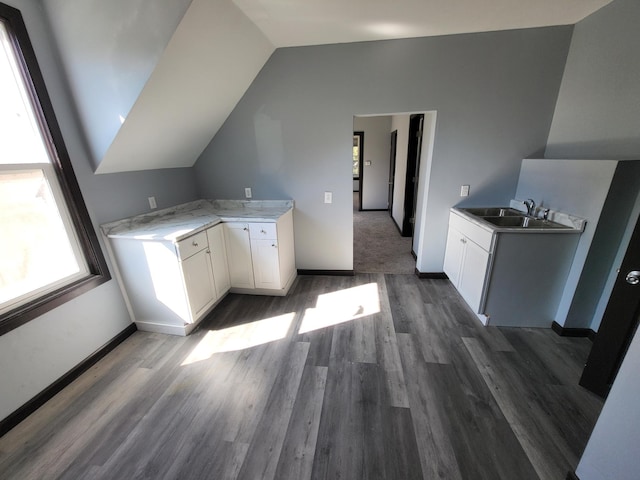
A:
0,274,603,480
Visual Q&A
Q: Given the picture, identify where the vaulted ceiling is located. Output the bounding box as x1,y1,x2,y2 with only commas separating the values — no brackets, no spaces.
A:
45,0,614,174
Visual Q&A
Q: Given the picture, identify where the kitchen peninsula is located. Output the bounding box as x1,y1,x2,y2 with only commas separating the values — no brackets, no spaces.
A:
101,200,296,336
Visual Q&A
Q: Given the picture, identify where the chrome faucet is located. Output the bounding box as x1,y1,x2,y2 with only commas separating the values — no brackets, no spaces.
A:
523,198,536,217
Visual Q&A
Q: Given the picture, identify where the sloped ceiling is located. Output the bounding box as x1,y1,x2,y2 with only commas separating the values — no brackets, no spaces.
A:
96,0,274,173
45,0,614,174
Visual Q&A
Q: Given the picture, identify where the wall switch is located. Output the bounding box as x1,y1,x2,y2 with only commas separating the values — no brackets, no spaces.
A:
324,191,332,204
244,187,252,198
148,196,157,209
365,160,372,166
460,185,470,197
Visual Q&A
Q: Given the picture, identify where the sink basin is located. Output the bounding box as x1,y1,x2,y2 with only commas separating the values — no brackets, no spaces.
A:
462,207,524,217
482,216,571,229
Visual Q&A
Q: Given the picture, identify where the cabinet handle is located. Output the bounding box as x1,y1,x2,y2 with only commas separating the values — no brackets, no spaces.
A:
192,241,199,247
272,244,277,248
261,229,267,234
206,249,211,254
243,227,248,231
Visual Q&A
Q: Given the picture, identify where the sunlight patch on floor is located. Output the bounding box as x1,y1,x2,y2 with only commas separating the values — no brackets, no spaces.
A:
181,312,295,365
298,282,380,334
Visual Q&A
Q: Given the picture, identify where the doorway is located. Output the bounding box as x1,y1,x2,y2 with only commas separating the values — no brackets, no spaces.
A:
352,113,436,274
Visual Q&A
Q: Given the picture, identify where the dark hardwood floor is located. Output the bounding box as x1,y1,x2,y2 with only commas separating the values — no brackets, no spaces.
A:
0,274,603,479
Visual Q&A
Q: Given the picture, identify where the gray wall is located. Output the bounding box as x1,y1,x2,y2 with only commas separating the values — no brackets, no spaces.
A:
42,0,193,167
576,327,640,480
545,1,640,477
353,116,391,210
545,0,640,159
0,0,198,422
195,27,573,271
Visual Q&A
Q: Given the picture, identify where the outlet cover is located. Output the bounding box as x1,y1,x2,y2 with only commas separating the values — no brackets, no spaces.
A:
244,187,252,198
148,196,157,209
324,191,332,204
460,185,470,197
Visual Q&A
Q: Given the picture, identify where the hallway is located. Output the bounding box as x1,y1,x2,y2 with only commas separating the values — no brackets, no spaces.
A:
353,192,415,274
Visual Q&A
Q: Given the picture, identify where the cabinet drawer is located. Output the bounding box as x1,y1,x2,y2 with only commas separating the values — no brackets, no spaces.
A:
449,212,493,252
175,231,208,260
249,222,277,240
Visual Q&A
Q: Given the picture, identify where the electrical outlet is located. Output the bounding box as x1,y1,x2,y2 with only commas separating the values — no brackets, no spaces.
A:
460,185,470,197
244,187,252,198
148,196,157,209
324,191,332,204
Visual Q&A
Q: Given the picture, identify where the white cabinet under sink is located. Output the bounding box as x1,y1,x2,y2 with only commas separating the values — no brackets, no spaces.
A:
443,211,494,316
443,209,581,327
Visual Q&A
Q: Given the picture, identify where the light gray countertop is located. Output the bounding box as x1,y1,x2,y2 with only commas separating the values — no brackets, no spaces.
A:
101,199,293,242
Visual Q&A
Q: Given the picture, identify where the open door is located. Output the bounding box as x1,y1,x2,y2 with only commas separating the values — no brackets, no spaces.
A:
388,130,397,217
353,131,364,211
580,213,640,397
401,114,424,237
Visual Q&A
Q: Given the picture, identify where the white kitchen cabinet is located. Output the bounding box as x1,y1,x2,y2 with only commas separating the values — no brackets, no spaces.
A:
444,209,582,327
457,235,490,314
181,246,217,321
206,224,230,297
224,210,296,295
251,239,281,289
224,223,255,289
106,224,230,336
443,221,491,318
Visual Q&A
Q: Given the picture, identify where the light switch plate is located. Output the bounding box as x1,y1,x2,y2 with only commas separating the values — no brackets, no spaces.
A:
324,191,332,204
148,196,157,209
460,185,470,197
244,187,252,198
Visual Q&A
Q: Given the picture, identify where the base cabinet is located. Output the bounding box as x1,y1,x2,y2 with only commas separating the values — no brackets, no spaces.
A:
224,210,296,295
444,210,581,327
443,223,491,317
108,223,230,336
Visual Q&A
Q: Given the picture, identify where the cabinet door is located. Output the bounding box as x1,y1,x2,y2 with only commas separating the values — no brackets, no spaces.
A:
224,223,255,289
251,239,282,290
458,238,490,313
443,225,464,287
206,224,230,298
181,248,216,322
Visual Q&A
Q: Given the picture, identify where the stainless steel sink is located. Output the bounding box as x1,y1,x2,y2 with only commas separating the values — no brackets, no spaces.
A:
462,207,524,217
482,216,570,229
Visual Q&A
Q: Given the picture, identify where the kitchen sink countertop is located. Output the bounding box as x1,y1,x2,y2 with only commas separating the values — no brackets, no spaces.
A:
101,199,294,242
452,201,586,234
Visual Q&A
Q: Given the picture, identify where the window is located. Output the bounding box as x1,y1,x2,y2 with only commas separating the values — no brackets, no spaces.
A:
0,3,109,335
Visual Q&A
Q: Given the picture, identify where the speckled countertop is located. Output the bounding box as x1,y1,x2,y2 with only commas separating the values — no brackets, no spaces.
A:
101,199,293,242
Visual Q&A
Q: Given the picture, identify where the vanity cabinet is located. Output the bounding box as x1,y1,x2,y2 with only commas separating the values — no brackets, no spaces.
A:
108,223,229,336
443,213,493,317
444,209,581,327
224,209,296,295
